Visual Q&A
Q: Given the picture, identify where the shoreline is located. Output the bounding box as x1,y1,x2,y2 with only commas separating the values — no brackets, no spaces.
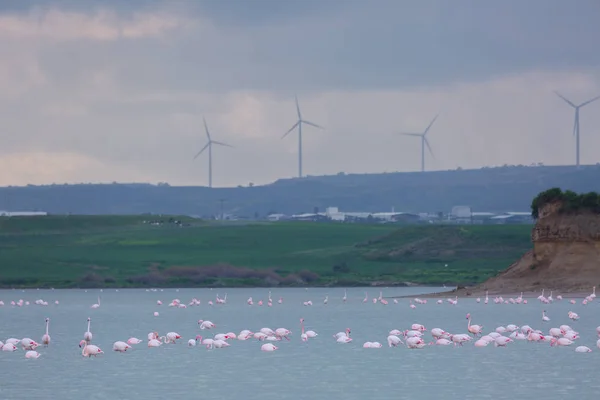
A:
403,288,594,299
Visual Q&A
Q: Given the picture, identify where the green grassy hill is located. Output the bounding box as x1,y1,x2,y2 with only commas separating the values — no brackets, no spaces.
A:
0,215,533,288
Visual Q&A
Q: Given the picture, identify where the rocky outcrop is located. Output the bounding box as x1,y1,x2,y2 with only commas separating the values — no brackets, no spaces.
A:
471,202,600,294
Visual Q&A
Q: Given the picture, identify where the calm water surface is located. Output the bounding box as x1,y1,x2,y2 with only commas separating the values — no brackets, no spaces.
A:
0,287,597,400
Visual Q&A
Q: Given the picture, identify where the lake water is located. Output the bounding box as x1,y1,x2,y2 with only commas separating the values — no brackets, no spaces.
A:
0,287,597,400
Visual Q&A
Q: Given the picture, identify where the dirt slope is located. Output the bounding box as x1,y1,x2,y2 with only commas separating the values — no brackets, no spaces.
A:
438,202,600,296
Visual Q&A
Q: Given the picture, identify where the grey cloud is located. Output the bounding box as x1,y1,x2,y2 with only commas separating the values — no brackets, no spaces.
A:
1,1,600,188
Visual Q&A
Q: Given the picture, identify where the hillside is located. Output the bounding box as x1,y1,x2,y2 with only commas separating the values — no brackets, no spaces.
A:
1,165,600,216
0,216,532,288
452,189,600,295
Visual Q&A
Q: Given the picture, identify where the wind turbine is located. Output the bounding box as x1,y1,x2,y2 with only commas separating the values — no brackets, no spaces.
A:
192,117,233,188
398,114,439,172
281,96,324,178
554,91,600,168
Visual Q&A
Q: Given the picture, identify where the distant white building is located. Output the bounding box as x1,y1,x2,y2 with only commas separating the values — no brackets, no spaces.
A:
325,207,345,221
266,213,287,221
0,211,48,217
450,206,472,219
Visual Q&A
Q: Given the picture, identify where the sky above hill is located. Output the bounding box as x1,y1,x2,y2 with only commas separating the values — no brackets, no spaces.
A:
0,0,599,187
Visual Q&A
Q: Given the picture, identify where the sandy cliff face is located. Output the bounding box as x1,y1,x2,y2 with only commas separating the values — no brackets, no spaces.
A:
476,202,600,293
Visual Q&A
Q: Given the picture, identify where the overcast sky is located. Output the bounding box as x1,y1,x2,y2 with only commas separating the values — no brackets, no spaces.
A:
1,0,599,187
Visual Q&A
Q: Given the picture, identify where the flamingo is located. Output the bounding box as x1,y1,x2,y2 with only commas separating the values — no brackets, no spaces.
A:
91,297,101,309
406,337,426,349
148,337,165,347
551,338,573,347
300,318,308,342
188,335,202,346
165,332,181,343
20,338,38,350
2,343,17,352
466,313,483,336
542,310,550,322
41,318,50,347
25,350,41,359
494,336,512,347
387,335,403,347
83,317,92,344
112,341,131,352
127,338,142,345
342,289,347,303
261,343,278,352
80,340,103,357
575,346,592,353
568,311,579,321
198,320,215,330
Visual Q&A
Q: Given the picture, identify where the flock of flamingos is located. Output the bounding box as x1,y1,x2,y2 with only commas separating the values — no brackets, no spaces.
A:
1,286,599,359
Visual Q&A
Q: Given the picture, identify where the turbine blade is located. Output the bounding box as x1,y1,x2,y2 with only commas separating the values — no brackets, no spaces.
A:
211,140,234,148
554,91,576,108
423,114,439,136
193,143,210,159
425,138,435,159
580,95,600,107
281,121,300,139
203,117,211,140
573,112,578,137
295,95,301,119
301,120,324,129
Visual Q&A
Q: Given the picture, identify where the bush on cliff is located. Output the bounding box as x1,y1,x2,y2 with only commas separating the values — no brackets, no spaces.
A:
531,188,600,219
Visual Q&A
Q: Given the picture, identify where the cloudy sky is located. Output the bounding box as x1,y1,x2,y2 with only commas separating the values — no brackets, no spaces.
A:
1,0,599,187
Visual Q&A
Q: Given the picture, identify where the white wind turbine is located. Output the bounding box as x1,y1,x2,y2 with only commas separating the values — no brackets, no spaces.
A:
554,91,600,168
192,117,233,188
281,96,324,178
398,114,439,172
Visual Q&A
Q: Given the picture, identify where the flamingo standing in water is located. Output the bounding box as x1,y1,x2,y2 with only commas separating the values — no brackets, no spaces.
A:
83,317,93,344
466,313,483,336
41,317,51,347
542,310,550,322
198,320,215,330
300,318,308,341
25,350,41,359
342,289,347,303
112,341,131,352
80,340,103,357
127,338,142,345
91,297,101,309
261,343,278,351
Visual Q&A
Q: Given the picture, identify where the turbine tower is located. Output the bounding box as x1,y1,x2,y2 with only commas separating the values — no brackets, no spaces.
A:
281,95,324,178
192,117,233,188
554,91,600,168
398,114,439,172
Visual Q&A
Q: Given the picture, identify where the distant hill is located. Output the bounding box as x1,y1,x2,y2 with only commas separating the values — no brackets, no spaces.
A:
0,216,531,288
1,165,600,216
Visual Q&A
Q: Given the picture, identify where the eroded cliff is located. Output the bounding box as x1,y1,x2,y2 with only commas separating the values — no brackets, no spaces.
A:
473,201,600,293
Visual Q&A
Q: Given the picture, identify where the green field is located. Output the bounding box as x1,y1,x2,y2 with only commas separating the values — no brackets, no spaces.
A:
0,215,533,288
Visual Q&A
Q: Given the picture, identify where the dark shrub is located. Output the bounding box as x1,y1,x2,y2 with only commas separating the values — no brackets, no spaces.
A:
298,269,320,282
